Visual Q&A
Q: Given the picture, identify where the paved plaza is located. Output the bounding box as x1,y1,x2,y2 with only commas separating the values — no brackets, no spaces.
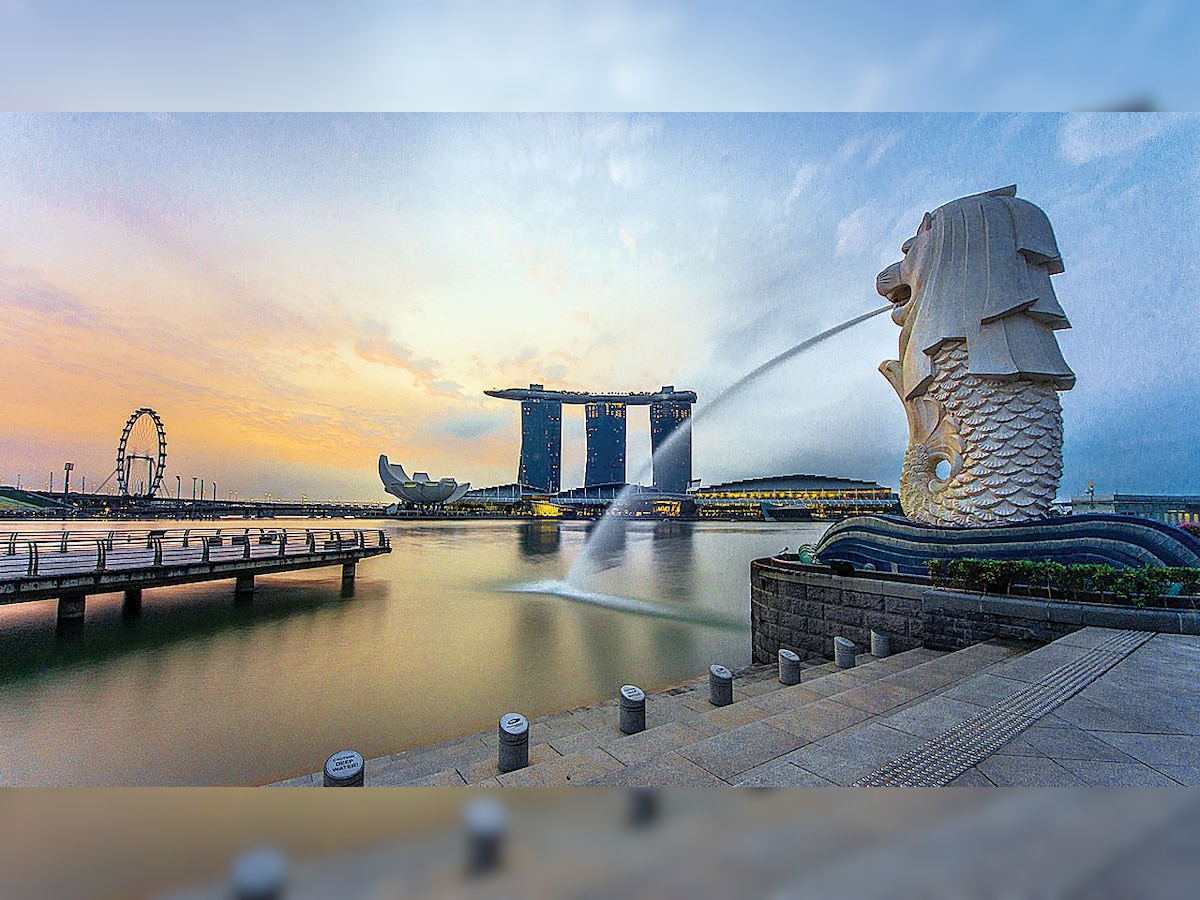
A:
270,627,1200,787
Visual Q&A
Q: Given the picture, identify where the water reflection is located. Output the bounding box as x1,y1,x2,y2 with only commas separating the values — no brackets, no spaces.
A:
0,517,827,784
518,521,561,557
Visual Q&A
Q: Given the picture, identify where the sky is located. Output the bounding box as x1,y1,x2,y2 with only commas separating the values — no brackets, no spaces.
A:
1,112,1197,502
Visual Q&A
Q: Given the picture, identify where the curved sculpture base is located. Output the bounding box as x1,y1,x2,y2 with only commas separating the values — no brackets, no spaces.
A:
815,514,1200,575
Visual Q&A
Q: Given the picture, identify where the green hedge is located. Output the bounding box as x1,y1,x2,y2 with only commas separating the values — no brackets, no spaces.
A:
926,558,1200,608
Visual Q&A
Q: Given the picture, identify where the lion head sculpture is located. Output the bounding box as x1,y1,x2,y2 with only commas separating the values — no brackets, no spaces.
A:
876,186,1074,527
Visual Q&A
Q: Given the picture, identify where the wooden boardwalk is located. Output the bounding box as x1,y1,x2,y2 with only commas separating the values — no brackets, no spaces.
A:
0,526,391,623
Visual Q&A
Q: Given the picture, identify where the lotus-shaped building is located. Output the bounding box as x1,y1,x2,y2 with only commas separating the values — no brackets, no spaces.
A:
378,455,470,507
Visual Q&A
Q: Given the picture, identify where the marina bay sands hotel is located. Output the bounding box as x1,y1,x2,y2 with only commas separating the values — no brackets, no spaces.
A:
484,384,697,494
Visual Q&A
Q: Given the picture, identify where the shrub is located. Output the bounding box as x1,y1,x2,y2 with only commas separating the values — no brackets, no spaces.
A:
926,558,1200,608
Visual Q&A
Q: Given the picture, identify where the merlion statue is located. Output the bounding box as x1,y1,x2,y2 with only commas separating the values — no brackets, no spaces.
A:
876,185,1074,527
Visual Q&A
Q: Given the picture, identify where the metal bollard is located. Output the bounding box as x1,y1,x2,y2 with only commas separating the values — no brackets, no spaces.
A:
464,798,506,876
709,664,733,706
619,684,646,734
230,847,287,900
498,713,529,773
778,648,801,685
871,630,892,658
834,636,857,669
322,749,364,786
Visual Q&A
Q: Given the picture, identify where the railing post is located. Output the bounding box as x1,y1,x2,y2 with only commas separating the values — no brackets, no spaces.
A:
202,536,211,563
60,531,69,553
307,530,315,554
357,530,365,549
27,541,38,576
182,528,190,548
278,530,287,558
7,532,16,555
153,539,163,567
96,540,106,573
106,530,114,550
243,533,251,560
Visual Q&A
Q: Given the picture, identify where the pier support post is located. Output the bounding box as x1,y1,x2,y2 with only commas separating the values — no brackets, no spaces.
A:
235,574,255,599
124,588,142,607
341,562,356,585
57,591,86,622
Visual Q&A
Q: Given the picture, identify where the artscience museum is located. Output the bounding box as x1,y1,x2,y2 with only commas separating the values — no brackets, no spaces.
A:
378,455,470,508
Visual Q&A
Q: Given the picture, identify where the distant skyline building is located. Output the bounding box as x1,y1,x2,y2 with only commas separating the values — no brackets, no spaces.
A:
584,402,626,486
486,384,697,493
650,388,692,493
517,385,562,493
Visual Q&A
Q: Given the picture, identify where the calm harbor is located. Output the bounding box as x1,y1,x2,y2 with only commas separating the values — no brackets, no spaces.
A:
0,517,826,785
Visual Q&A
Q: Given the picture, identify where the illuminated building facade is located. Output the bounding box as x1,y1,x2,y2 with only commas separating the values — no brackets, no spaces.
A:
518,386,562,493
486,384,697,493
584,402,626,487
649,388,692,493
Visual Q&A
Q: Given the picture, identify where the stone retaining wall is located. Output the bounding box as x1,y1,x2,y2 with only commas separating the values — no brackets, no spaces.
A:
751,558,1200,663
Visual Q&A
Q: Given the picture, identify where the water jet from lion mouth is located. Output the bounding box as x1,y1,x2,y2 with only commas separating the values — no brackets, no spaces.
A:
564,302,893,586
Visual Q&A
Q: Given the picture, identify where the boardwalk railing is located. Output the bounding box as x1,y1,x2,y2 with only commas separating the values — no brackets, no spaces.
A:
0,527,390,581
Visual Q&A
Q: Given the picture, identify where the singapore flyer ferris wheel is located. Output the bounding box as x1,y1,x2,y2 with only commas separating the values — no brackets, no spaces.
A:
115,407,168,497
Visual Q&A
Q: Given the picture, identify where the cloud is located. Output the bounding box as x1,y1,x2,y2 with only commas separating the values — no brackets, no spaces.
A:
618,226,637,257
866,130,902,168
835,205,873,257
783,162,819,215
3,282,94,319
353,321,462,397
434,410,510,440
1059,113,1179,165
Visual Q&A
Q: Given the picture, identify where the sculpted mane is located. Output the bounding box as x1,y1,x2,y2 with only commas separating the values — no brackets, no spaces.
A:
877,185,1075,402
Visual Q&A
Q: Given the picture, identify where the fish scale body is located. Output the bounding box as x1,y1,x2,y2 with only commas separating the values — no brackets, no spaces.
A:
899,341,1063,527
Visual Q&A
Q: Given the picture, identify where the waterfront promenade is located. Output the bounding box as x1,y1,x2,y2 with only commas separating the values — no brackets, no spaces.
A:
271,626,1200,787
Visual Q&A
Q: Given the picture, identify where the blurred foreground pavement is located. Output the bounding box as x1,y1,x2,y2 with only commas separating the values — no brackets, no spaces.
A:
2,789,1199,898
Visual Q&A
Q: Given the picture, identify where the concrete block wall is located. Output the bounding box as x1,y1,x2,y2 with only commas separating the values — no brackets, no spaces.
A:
752,558,1200,663
750,560,925,664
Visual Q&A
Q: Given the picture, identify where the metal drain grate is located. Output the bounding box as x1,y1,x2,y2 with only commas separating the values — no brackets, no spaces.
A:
854,629,1155,786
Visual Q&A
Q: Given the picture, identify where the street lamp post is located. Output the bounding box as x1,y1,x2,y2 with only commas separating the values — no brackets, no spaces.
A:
192,476,197,501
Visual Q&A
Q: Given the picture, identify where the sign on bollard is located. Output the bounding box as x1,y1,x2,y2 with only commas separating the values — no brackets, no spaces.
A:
322,749,364,786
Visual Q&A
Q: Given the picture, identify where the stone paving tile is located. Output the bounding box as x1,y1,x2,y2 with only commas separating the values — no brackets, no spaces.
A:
975,754,1088,786
530,710,592,740
1055,627,1132,650
764,697,870,744
676,692,720,713
747,683,826,714
939,673,1027,708
697,700,774,730
460,742,561,785
366,737,493,784
1089,732,1200,769
946,767,995,786
586,751,723,786
990,642,1109,684
802,669,875,697
1018,724,1137,763
833,681,925,715
675,720,804,780
497,747,623,786
738,677,787,698
548,724,626,757
987,735,1047,758
780,722,925,786
853,648,943,675
1073,682,1200,734
267,773,317,787
401,768,468,786
567,701,620,731
1055,758,1181,786
600,722,713,766
1154,766,1200,786
881,695,985,740
734,761,836,787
